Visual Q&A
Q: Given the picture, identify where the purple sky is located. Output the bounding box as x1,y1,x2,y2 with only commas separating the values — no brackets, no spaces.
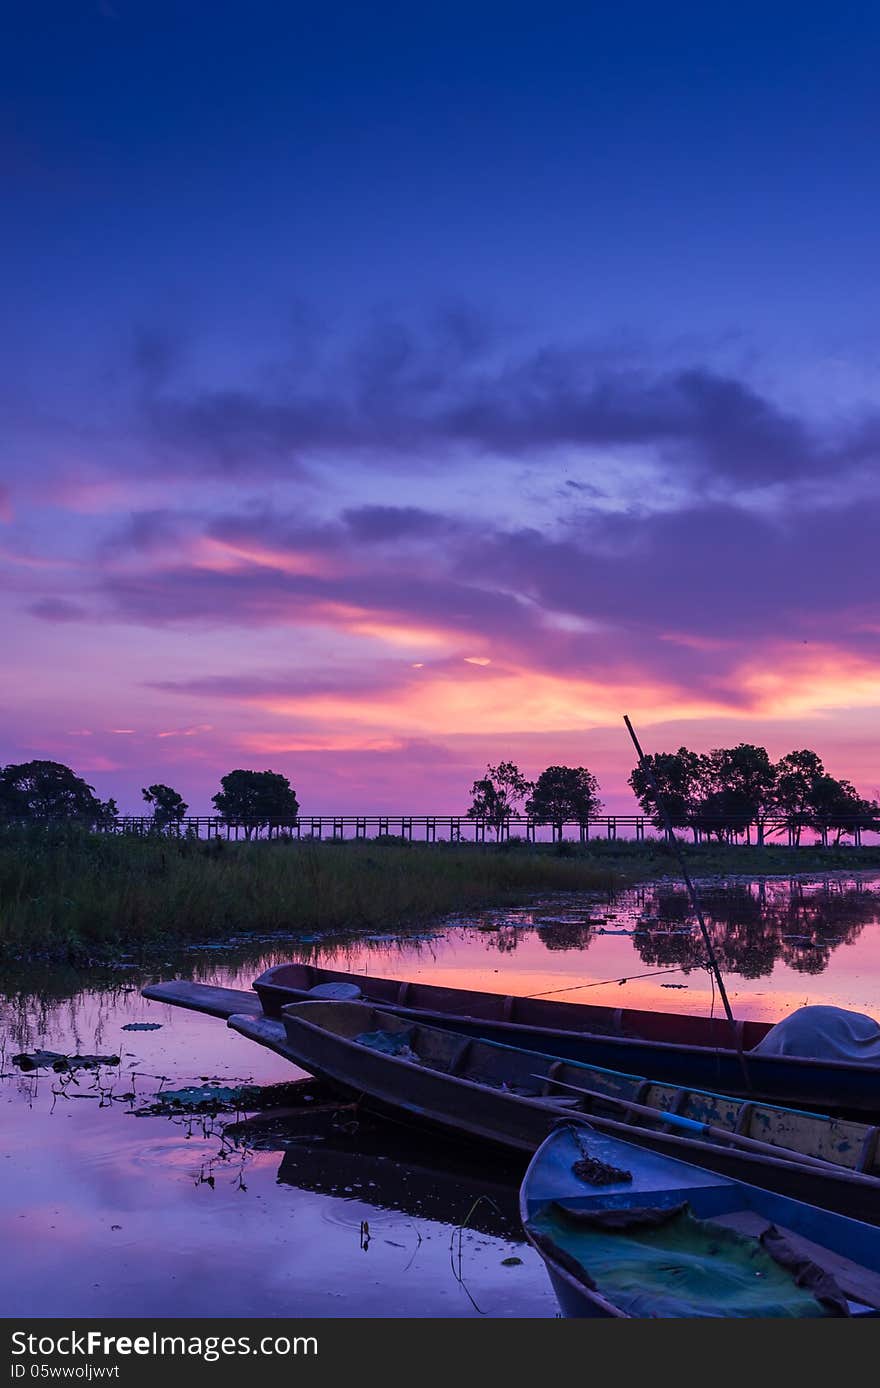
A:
3,4,879,812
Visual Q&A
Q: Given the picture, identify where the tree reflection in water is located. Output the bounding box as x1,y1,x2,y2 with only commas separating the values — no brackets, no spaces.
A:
628,878,876,979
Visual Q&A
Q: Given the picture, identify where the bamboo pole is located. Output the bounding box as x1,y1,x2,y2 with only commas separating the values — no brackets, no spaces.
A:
623,714,737,1028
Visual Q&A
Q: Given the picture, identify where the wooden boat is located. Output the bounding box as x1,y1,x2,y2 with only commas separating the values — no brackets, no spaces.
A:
252,961,880,1114
211,997,880,1223
520,1120,880,1317
145,980,880,1187
143,979,880,1187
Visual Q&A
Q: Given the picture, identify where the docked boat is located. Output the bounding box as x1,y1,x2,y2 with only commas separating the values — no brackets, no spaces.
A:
251,961,880,1114
520,1120,880,1317
143,980,880,1194
204,996,880,1222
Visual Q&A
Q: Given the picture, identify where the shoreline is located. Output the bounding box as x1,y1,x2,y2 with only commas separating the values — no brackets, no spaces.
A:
2,829,880,965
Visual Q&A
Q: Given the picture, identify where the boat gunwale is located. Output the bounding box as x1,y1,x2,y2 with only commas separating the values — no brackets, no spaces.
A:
255,965,880,1076
264,1002,880,1195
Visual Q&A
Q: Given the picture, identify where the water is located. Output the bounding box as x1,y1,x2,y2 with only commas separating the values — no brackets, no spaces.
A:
2,873,880,1318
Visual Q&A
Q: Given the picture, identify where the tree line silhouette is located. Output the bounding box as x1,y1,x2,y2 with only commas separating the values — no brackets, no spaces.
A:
468,746,880,843
0,761,299,835
0,742,878,842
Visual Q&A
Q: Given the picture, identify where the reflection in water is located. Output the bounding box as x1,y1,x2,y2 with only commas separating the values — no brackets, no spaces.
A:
225,1106,524,1238
629,877,877,978
1,873,880,1317
0,1010,548,1318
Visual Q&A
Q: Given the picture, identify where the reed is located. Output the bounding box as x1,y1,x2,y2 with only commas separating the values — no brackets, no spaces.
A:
0,826,619,960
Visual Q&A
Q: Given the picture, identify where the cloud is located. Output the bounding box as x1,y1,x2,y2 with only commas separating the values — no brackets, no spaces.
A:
128,310,880,487
27,597,90,622
472,497,880,645
98,509,189,558
78,486,879,728
342,505,464,543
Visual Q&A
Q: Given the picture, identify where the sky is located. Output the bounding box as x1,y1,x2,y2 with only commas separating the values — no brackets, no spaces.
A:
2,2,880,814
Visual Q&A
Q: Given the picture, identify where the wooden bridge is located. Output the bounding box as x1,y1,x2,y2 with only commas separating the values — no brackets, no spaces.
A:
98,814,879,846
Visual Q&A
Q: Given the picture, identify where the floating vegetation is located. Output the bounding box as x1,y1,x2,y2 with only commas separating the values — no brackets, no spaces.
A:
13,1049,120,1072
133,1078,327,1116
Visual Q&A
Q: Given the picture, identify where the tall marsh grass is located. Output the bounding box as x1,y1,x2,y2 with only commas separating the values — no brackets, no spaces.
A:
0,826,620,960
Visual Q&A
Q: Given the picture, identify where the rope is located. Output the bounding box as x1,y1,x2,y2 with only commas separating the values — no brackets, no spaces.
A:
526,966,695,999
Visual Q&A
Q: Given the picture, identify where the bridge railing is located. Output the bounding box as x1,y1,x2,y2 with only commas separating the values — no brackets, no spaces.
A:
26,813,880,846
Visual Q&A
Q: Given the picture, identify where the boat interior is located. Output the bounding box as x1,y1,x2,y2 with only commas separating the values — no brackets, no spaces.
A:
280,1000,880,1173
522,1125,880,1317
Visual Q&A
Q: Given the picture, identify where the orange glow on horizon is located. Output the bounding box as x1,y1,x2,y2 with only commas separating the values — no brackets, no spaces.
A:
738,644,880,716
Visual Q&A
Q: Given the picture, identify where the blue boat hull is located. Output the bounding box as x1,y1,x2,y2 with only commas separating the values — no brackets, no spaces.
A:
520,1122,880,1318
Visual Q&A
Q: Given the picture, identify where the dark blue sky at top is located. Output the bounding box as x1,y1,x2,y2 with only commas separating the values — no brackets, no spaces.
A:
5,1,880,384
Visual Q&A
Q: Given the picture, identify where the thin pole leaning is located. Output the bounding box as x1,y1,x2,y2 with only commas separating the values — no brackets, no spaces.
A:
623,714,736,1028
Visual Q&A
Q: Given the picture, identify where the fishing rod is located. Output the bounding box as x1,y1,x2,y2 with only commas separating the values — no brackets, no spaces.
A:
623,714,736,1028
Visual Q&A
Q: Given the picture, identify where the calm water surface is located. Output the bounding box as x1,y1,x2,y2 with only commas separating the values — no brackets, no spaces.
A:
2,873,880,1318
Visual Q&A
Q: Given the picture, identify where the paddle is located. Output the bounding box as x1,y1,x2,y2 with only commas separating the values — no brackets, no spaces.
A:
527,1072,872,1180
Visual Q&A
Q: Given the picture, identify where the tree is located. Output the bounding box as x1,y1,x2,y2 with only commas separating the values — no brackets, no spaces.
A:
466,761,533,839
96,797,120,829
526,765,602,833
808,775,879,844
142,783,189,828
0,760,107,823
212,769,299,838
774,749,825,845
628,747,704,831
700,744,778,843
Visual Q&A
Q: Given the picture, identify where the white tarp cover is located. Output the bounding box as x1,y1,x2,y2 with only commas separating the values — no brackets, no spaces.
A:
307,981,363,1000
752,1005,880,1063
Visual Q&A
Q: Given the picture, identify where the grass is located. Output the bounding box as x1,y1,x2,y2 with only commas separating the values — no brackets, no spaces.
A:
2,825,879,963
0,826,619,961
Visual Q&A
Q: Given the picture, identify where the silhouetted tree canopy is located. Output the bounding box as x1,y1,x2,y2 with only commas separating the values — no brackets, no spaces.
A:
628,748,703,828
699,744,777,841
774,749,825,844
466,761,533,838
809,774,880,841
628,742,877,842
142,783,189,826
0,760,113,824
526,765,602,824
212,769,299,837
